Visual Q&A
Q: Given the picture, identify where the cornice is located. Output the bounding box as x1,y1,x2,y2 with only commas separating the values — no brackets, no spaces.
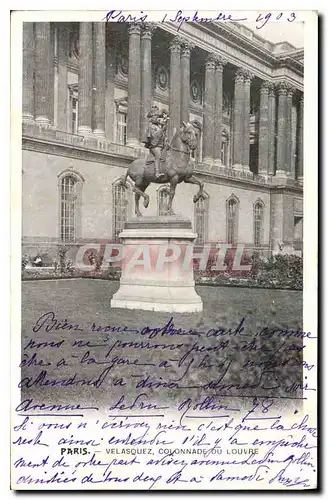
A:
22,136,138,168
22,133,303,195
159,22,303,79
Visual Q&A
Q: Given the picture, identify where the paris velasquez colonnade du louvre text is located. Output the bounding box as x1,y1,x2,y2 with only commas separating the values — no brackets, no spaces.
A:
22,21,303,258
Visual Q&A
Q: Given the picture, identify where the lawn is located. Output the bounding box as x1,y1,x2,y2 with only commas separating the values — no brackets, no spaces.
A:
20,279,304,412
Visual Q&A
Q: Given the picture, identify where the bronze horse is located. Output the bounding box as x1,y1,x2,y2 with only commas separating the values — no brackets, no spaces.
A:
120,122,206,217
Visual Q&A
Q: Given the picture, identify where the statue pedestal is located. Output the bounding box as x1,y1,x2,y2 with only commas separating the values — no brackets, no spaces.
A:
110,217,203,313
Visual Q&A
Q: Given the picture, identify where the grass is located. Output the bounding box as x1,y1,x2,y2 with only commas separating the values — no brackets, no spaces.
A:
20,279,304,411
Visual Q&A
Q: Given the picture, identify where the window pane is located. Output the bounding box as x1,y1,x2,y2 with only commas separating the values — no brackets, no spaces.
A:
159,189,169,216
227,199,237,244
60,176,76,243
195,198,206,244
254,203,263,247
113,183,128,241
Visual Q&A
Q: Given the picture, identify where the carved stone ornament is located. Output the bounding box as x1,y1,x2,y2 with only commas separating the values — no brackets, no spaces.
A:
205,53,217,70
141,22,156,39
169,36,183,52
181,40,195,58
276,81,289,95
190,79,202,103
156,66,169,90
68,27,80,59
118,51,129,76
215,55,227,70
234,68,245,83
260,81,271,94
128,24,142,36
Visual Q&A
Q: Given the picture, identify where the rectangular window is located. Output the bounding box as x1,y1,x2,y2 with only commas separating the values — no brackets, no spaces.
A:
113,184,128,241
117,111,127,145
227,200,237,244
221,141,227,165
61,176,76,242
195,198,208,245
68,84,78,134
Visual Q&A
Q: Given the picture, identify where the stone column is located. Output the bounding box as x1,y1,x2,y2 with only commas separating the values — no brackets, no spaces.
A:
180,41,193,124
93,23,106,137
267,84,276,175
140,23,155,142
34,22,52,126
243,70,253,170
276,81,289,177
23,23,35,123
297,95,304,183
127,24,141,147
203,54,216,163
169,37,182,137
105,38,116,142
232,68,244,169
78,22,93,135
258,81,270,175
286,86,295,176
213,56,226,164
57,24,69,131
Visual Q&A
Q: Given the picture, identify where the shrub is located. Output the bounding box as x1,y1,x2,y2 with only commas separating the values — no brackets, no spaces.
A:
21,255,29,271
57,245,69,274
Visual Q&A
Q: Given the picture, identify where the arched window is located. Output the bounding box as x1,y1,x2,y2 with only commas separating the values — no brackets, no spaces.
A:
60,176,76,242
113,182,129,241
226,195,239,244
195,196,209,245
254,200,264,247
158,186,170,216
58,169,84,243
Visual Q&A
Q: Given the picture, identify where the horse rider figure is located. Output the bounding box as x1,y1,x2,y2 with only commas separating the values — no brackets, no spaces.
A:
143,105,170,179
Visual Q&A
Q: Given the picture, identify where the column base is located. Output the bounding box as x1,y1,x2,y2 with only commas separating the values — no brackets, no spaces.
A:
203,157,215,165
93,129,106,139
275,170,289,178
35,116,50,127
233,163,243,171
126,140,141,148
23,114,35,124
110,217,203,313
78,126,93,136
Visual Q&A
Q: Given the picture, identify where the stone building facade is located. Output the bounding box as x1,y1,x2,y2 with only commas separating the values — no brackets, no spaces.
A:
22,21,304,262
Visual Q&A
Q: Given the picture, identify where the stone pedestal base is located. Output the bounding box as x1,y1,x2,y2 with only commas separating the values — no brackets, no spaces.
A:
111,217,203,313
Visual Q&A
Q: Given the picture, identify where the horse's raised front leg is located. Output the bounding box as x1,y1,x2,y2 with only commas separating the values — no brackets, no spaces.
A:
184,175,206,203
167,175,179,216
132,179,150,217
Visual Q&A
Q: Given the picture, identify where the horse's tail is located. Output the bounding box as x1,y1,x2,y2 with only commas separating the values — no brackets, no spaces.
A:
119,168,129,188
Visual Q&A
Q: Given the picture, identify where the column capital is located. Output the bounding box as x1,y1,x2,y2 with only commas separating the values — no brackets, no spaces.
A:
215,55,227,71
234,67,245,83
268,83,276,97
260,81,272,95
170,36,183,53
128,24,142,36
243,69,254,84
287,84,296,98
205,53,216,70
141,22,156,39
276,81,289,96
181,40,195,58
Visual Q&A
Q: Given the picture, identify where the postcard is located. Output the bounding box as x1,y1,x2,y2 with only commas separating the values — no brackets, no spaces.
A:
11,7,318,490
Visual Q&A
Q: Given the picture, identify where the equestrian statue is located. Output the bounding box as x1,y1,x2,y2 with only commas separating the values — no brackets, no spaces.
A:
120,105,206,217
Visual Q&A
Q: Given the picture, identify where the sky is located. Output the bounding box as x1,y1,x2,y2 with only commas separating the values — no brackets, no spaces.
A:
250,21,304,48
